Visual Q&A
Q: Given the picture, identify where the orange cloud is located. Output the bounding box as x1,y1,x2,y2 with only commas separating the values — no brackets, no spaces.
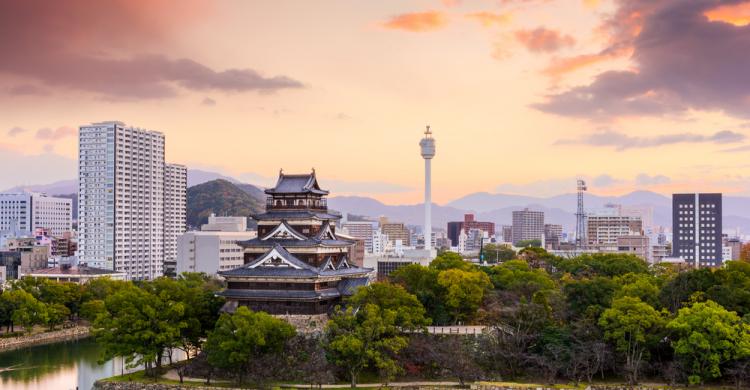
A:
465,12,512,27
705,2,750,26
515,28,575,52
381,11,448,32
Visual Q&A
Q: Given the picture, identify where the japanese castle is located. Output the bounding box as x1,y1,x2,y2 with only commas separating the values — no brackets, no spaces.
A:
219,170,372,315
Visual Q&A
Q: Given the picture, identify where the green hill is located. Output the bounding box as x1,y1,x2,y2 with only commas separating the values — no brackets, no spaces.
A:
186,179,265,228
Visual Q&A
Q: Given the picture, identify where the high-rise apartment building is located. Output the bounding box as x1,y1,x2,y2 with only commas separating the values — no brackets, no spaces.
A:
164,164,187,277
587,215,643,249
672,193,722,267
0,192,72,236
78,121,185,280
342,221,375,253
511,208,544,245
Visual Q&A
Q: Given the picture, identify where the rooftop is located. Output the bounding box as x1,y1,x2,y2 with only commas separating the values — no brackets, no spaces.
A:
265,170,329,196
28,265,126,276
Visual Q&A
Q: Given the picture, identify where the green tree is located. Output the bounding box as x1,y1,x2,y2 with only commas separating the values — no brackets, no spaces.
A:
429,251,476,272
482,243,516,263
599,296,664,384
93,284,187,377
45,303,70,330
613,272,662,308
324,304,408,387
390,264,450,324
204,306,295,385
437,269,492,324
564,276,618,320
516,239,541,248
347,282,429,330
10,290,48,333
80,299,106,322
485,260,555,299
667,300,750,385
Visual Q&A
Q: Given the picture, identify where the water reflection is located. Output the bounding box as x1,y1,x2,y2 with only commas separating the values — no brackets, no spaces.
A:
0,338,162,390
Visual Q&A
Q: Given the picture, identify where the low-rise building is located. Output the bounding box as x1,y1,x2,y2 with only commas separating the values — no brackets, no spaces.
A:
27,264,127,284
176,214,257,276
0,251,22,284
5,237,49,274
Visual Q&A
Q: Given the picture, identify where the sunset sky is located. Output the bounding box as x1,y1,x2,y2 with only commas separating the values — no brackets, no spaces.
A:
1,0,750,204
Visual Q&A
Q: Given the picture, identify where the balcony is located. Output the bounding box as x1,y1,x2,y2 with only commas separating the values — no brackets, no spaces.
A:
266,197,327,211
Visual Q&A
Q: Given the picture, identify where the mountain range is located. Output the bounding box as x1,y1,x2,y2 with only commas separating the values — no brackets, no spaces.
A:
5,170,750,233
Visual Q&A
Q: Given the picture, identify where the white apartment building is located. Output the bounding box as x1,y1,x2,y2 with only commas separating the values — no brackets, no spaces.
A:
0,192,72,236
176,215,256,275
587,215,643,249
372,229,389,255
164,163,187,276
78,121,185,280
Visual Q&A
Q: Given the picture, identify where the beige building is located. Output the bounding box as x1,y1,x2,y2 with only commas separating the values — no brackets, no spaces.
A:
616,235,651,262
587,215,643,250
379,217,410,246
6,237,49,274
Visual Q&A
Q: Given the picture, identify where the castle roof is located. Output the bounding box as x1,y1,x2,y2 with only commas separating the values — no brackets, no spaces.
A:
265,170,328,195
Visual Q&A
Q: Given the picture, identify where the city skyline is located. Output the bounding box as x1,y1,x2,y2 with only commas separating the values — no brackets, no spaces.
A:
2,1,750,204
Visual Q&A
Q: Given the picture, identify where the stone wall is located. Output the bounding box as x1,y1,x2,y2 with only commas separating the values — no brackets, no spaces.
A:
94,381,241,390
0,325,90,352
275,313,328,333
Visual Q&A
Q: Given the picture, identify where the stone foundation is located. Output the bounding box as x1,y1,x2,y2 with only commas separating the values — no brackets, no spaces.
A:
0,325,90,352
275,313,328,333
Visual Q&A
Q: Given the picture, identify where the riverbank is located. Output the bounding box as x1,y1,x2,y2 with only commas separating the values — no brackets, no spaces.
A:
0,325,90,352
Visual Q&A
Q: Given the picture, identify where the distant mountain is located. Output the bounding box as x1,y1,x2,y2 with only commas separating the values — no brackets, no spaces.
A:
186,179,264,228
235,183,266,202
187,169,240,187
328,196,467,228
2,179,77,195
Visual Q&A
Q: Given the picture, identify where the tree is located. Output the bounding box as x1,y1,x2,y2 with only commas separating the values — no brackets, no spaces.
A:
324,304,408,387
485,260,555,299
390,264,450,324
516,239,541,248
346,282,429,330
598,296,664,384
564,276,618,320
429,251,476,272
80,299,106,322
204,306,295,385
613,272,662,308
667,300,750,385
45,303,70,330
93,284,187,378
482,244,516,263
8,290,48,333
437,269,492,324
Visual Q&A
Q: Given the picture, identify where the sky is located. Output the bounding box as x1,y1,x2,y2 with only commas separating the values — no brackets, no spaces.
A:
1,0,750,204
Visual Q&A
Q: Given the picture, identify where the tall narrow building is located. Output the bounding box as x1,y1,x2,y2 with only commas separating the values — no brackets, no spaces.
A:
164,164,187,277
78,121,185,280
672,193,722,268
419,126,435,252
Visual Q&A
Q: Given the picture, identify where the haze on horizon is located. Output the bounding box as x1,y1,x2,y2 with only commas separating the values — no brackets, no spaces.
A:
1,0,750,205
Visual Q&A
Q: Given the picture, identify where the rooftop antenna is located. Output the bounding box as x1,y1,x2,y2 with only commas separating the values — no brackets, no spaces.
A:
575,179,587,250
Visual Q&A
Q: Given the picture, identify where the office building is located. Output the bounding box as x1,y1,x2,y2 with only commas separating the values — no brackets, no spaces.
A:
511,208,544,244
164,163,187,277
501,225,512,244
5,237,49,274
0,251,22,283
77,121,186,280
176,215,256,276
447,214,495,247
587,215,642,250
380,217,411,246
616,235,650,262
672,193,722,267
341,221,375,253
0,192,72,236
544,224,563,250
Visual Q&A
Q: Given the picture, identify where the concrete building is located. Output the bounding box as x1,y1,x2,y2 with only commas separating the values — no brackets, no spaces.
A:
5,237,49,274
672,193,722,267
447,214,495,247
0,251,22,283
372,229,389,255
164,163,187,277
587,215,643,250
176,214,256,276
544,224,563,250
27,264,127,284
380,217,411,246
501,225,512,244
616,235,650,262
341,221,375,253
652,244,669,263
512,208,544,245
78,121,186,280
0,192,72,236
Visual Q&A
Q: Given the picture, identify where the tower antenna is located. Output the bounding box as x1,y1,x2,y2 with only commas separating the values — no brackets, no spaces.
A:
575,179,587,250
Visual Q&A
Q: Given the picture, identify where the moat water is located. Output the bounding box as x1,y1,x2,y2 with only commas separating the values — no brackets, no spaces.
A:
0,338,179,390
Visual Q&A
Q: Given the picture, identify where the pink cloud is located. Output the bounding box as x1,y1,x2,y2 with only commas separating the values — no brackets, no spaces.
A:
381,11,448,32
515,27,575,53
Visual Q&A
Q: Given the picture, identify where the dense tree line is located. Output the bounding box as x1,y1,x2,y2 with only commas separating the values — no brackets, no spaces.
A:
4,252,750,387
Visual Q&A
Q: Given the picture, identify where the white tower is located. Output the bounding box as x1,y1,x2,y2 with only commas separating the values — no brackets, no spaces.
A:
420,126,436,251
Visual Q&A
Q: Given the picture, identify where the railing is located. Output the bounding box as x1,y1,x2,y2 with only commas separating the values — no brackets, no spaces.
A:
265,197,327,210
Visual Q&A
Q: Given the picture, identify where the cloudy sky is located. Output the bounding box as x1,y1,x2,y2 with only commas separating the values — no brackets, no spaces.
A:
1,0,750,204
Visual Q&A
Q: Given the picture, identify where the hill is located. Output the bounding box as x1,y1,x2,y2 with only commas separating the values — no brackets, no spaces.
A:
186,179,264,228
